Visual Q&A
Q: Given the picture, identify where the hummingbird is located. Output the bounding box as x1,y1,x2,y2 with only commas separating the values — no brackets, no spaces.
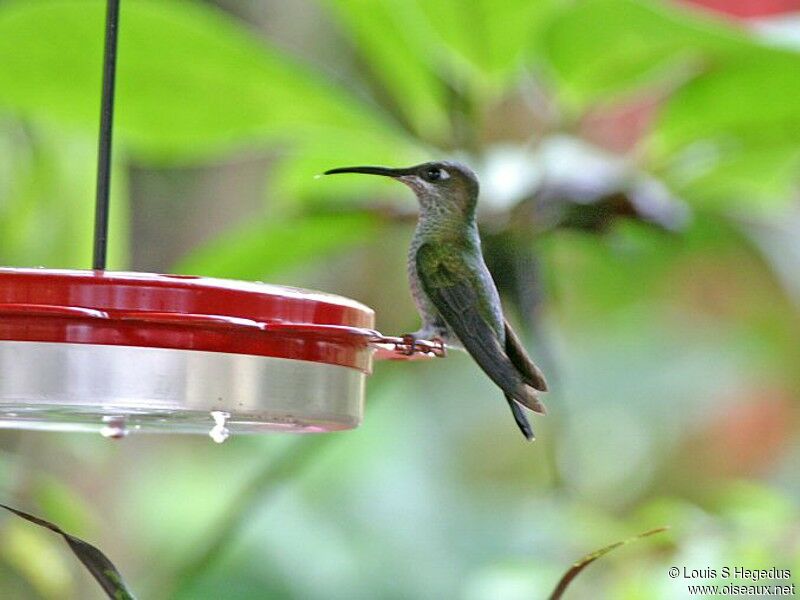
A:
324,161,548,440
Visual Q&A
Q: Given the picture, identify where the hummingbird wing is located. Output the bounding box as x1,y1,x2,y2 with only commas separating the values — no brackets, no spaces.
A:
504,320,548,392
415,243,545,420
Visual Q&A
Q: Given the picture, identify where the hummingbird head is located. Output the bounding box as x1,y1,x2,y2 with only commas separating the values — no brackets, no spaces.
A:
324,161,479,219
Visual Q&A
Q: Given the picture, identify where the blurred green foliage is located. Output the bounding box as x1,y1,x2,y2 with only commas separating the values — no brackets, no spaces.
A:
0,0,799,598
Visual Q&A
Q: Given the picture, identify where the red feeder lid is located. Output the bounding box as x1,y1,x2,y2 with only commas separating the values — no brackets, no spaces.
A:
0,268,381,373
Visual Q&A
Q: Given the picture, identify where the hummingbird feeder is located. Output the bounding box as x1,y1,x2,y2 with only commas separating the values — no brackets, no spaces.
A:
0,0,438,440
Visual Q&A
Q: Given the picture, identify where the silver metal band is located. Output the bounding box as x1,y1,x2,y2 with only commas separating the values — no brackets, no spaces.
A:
0,341,365,436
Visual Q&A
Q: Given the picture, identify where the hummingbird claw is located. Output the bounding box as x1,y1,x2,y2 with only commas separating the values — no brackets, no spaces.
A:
400,333,417,356
431,337,447,358
394,334,446,358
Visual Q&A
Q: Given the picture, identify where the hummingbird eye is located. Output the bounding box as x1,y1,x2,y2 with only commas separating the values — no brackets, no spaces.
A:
422,166,448,182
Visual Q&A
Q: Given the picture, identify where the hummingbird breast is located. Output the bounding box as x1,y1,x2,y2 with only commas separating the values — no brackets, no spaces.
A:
407,229,443,330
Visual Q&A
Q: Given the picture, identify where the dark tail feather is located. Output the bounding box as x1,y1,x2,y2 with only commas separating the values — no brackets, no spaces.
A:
506,394,534,441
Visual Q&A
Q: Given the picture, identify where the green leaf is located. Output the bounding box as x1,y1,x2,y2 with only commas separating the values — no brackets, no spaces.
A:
407,0,558,84
0,124,128,269
548,527,668,600
648,54,800,210
0,504,136,600
650,55,800,158
540,0,753,108
0,0,413,163
174,213,381,280
326,0,559,140
324,0,451,142
662,145,800,212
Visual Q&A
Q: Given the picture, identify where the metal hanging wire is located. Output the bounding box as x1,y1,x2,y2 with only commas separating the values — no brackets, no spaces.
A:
93,0,121,271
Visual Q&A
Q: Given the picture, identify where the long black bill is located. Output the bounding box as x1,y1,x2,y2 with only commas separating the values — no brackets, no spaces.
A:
324,165,412,177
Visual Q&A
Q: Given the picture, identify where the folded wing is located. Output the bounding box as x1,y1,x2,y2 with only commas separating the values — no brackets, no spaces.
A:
416,243,545,416
504,320,548,391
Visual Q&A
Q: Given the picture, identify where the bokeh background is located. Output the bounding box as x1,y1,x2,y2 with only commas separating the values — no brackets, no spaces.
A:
1,0,800,598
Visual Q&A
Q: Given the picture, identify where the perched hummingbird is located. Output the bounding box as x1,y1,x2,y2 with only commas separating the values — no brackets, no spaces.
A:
324,161,548,440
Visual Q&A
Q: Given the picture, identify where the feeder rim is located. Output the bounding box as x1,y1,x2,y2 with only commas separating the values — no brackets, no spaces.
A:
0,267,374,314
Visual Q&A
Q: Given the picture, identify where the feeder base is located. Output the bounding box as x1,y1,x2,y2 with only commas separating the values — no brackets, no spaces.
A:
0,341,364,436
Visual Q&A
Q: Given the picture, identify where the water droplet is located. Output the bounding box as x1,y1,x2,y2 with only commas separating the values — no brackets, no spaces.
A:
209,411,230,444
101,416,128,440
313,174,323,180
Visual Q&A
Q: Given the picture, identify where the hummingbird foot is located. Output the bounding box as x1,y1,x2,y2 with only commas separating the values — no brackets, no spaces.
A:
431,337,447,358
398,333,446,357
400,333,419,356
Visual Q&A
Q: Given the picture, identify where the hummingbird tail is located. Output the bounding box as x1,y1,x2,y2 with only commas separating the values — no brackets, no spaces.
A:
514,385,547,415
505,394,534,441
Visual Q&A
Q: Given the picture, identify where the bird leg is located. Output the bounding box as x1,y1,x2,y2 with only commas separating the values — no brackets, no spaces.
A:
400,333,418,356
397,333,448,358
399,320,451,357
431,337,447,358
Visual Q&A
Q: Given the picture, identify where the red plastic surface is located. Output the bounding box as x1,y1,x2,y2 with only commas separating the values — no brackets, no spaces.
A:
679,0,799,18
0,269,378,372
